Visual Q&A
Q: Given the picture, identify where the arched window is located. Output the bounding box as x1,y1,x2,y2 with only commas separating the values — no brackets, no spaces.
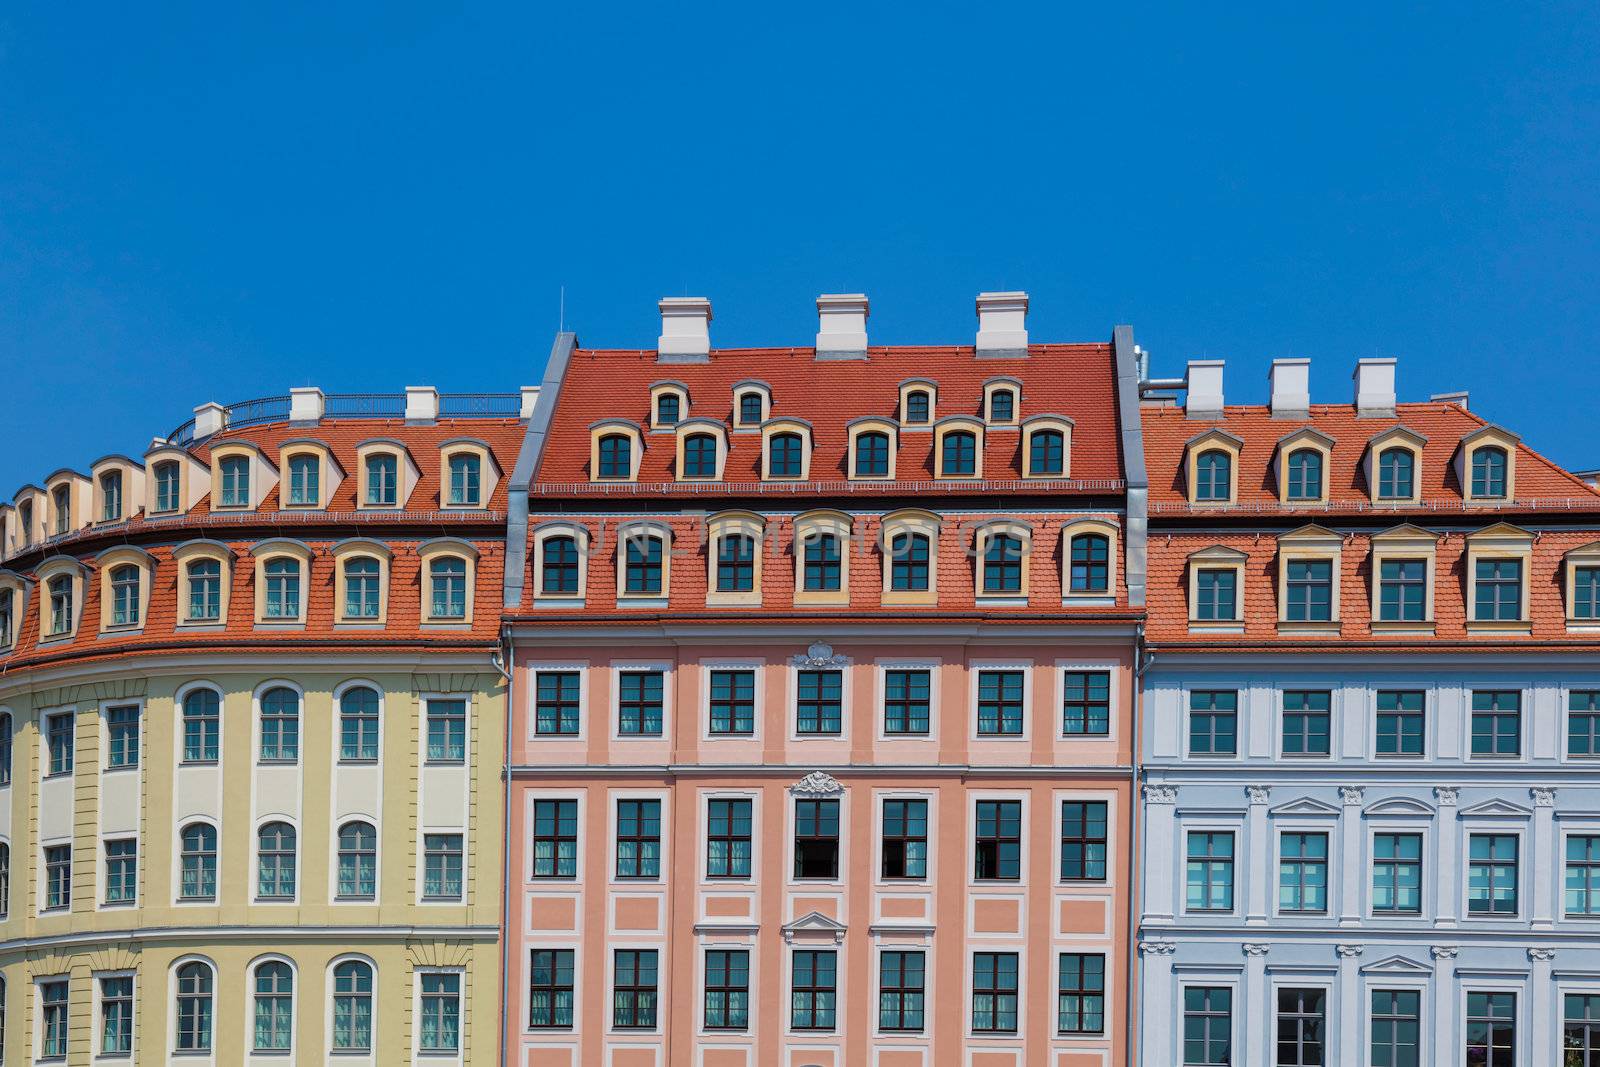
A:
1378,448,1415,500
337,821,378,900
259,687,300,763
110,564,141,626
17,501,32,544
429,557,468,619
656,392,681,427
344,557,381,619
1029,430,1065,476
769,432,804,479
182,689,221,764
890,533,930,592
1070,533,1111,593
0,713,10,786
364,453,398,506
683,433,718,479
623,534,663,595
0,842,9,918
263,558,301,619
802,532,841,592
175,962,214,1051
154,461,181,513
339,686,380,762
0,588,12,648
257,822,297,899
989,389,1015,422
855,431,890,478
597,434,632,479
716,533,756,592
287,454,320,506
1472,446,1508,498
180,823,218,900
47,575,73,635
983,532,1024,593
447,453,481,506
253,961,293,1050
1195,450,1232,502
52,484,71,534
332,960,375,1051
904,391,931,424
1286,449,1322,501
737,392,764,426
186,558,222,621
942,431,977,476
100,470,124,521
542,536,580,595
218,456,250,508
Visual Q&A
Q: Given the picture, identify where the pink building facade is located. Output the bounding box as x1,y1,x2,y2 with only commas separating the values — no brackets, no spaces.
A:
501,298,1145,1067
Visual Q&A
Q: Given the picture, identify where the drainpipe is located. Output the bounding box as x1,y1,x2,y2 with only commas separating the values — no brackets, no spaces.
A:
494,624,515,1067
1127,621,1149,1067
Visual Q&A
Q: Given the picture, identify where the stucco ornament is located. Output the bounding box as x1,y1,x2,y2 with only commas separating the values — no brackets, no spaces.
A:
792,642,849,667
1245,785,1271,805
1531,787,1556,807
1143,784,1179,804
1336,944,1364,959
1434,786,1459,806
1242,943,1270,957
1339,786,1365,806
791,771,844,797
1431,946,1459,960
1528,947,1558,962
1138,940,1177,956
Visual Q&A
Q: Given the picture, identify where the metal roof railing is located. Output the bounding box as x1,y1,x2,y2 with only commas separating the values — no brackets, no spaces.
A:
1148,497,1600,515
530,477,1127,497
164,392,522,448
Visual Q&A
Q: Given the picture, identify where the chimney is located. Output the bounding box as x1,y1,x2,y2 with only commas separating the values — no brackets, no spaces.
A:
405,386,439,423
1268,358,1310,419
815,294,869,360
289,387,325,424
1354,358,1397,417
975,291,1029,357
1430,390,1469,410
657,297,712,362
520,386,541,419
192,401,228,438
1185,360,1225,419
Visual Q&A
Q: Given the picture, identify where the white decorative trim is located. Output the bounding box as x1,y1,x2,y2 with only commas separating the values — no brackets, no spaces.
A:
1431,946,1458,961
791,642,849,668
1434,786,1459,806
1532,787,1556,808
791,771,844,797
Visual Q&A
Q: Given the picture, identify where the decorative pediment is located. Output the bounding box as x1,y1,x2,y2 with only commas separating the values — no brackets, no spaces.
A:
791,771,844,798
1364,797,1437,818
1565,541,1600,562
792,642,849,668
1459,424,1520,449
1457,798,1533,819
782,911,847,944
1371,523,1440,544
1465,522,1534,545
1367,425,1428,450
1360,954,1434,976
1184,428,1245,451
1187,544,1249,565
1278,524,1342,548
1269,796,1342,818
1276,427,1336,451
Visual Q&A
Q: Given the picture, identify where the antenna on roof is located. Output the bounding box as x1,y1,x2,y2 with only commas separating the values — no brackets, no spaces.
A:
558,286,565,334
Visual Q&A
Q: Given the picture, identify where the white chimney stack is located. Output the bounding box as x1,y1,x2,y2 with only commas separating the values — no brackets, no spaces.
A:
192,401,228,438
975,291,1029,357
1354,358,1397,417
405,386,439,423
1268,358,1310,419
1185,360,1225,419
657,297,712,362
289,387,325,424
815,294,869,359
520,386,541,419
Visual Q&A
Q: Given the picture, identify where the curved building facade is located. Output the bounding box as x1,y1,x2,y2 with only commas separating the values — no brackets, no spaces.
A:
0,389,525,1064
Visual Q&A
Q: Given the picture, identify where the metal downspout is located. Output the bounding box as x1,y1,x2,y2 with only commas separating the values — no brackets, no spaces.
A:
1128,621,1146,1067
495,625,515,1067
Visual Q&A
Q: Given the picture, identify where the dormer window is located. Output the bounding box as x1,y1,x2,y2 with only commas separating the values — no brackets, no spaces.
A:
344,557,382,619
738,393,763,425
1471,446,1508,499
286,455,320,507
769,433,804,479
1187,546,1247,626
1185,431,1243,506
706,513,764,606
657,393,681,427
905,392,931,424
263,558,301,619
100,471,123,522
52,485,71,534
717,533,755,592
1195,451,1231,502
447,453,481,506
48,575,72,635
18,502,32,544
542,535,580,595
365,454,398,506
989,389,1014,423
1378,449,1414,500
598,434,631,479
1285,449,1322,501
188,560,222,621
0,587,13,648
881,510,940,605
109,565,141,627
418,539,478,623
981,531,1026,594
944,432,976,475
618,522,670,600
684,434,718,479
154,462,181,513
856,433,889,477
794,512,851,605
218,456,250,509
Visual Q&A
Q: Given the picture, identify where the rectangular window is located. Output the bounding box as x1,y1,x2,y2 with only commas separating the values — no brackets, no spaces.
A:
44,844,71,910
1375,690,1425,757
1062,670,1111,735
716,534,755,592
1566,994,1600,1064
534,671,581,736
883,668,931,735
104,839,137,904
155,463,180,512
1060,800,1108,881
1183,986,1232,1066
422,834,463,900
1467,833,1519,915
1195,568,1237,621
1577,566,1600,619
1278,832,1328,913
1373,833,1423,915
1281,690,1331,756
1189,691,1237,756
218,456,250,507
1058,953,1105,1034
1186,831,1234,912
425,698,467,761
532,799,578,878
40,979,68,1059
1566,835,1600,916
1275,987,1325,1067
976,669,1025,736
881,799,928,879
187,560,221,621
617,670,664,736
46,712,74,776
879,950,926,1032
1474,558,1523,621
623,537,662,594
802,534,841,591
615,799,661,879
1570,690,1600,757
703,949,749,1030
971,952,1019,1033
1465,992,1515,1065
612,949,658,1029
1379,558,1428,621
974,799,1021,880
100,974,134,1054
288,455,319,505
418,973,460,1051
708,669,755,735
706,798,753,878
1370,989,1421,1067
106,704,140,768
1285,559,1332,622
791,950,837,1031
524,953,576,1030
1470,690,1521,758
365,455,399,507
796,669,843,736
793,798,840,879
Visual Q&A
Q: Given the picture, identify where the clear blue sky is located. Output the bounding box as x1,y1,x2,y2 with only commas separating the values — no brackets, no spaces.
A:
3,3,1598,491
